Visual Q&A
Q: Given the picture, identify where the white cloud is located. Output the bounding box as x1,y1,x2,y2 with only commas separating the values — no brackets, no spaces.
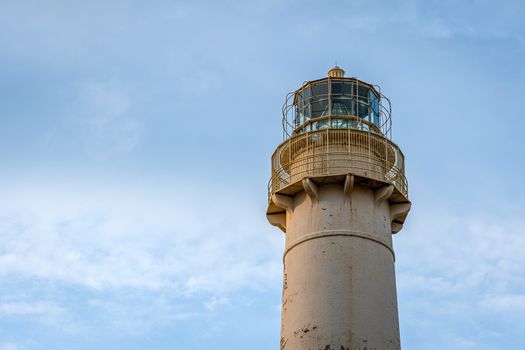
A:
482,294,525,311
84,296,199,333
398,211,525,296
0,343,23,350
203,296,231,311
0,302,64,317
0,300,74,332
0,181,282,294
396,206,525,348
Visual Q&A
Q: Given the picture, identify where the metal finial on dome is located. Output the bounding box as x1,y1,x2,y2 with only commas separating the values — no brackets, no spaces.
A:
328,65,345,78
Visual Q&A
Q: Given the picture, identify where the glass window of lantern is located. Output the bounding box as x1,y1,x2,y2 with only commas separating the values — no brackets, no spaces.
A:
318,119,329,129
370,91,379,126
309,82,329,118
332,119,348,129
297,104,310,125
342,81,353,95
301,87,310,102
331,100,349,115
311,98,328,118
311,82,328,97
331,81,343,94
331,96,354,116
357,101,370,120
357,84,369,98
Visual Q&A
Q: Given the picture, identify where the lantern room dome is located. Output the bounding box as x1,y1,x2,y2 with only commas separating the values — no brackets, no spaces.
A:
328,65,345,77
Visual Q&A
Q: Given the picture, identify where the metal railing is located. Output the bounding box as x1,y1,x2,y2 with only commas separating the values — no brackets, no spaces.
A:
268,128,408,200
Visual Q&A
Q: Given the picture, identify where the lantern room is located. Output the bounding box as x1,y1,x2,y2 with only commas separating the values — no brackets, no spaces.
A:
285,66,389,137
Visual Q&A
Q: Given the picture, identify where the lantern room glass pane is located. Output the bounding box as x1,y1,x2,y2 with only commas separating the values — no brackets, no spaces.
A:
331,96,354,116
357,101,370,120
318,119,329,129
342,81,353,95
309,82,329,119
331,80,354,95
302,87,310,101
370,91,379,126
311,98,328,118
297,105,310,125
331,81,343,94
332,119,348,128
293,79,385,134
358,85,369,98
311,82,328,97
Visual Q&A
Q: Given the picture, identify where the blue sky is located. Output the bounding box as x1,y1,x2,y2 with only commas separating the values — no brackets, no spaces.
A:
1,0,524,349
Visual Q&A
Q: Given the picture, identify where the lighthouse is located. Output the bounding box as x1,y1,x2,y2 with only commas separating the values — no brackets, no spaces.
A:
266,66,411,350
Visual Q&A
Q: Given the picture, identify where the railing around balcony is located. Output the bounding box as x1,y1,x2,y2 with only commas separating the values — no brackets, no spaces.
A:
268,128,408,201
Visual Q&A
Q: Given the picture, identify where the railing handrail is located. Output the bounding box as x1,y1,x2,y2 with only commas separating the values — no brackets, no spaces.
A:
268,128,408,202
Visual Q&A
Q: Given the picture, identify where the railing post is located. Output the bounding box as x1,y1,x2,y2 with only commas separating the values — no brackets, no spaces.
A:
385,137,388,180
368,127,371,173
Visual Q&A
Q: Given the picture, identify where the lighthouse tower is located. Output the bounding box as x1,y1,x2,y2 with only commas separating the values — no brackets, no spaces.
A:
266,66,411,350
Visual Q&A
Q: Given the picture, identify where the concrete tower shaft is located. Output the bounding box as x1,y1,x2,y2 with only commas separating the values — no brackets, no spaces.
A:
267,67,411,350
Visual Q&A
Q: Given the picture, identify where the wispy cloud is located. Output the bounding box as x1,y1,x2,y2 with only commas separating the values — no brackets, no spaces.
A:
396,207,525,348
0,302,64,317
398,212,525,295
482,294,525,310
0,180,281,342
0,182,281,294
0,343,23,350
203,296,231,311
0,299,74,332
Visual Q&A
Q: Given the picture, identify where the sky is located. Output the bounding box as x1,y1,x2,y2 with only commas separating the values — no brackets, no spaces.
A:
0,0,524,349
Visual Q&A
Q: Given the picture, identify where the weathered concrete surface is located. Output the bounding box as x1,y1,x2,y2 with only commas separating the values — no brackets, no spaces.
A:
279,183,400,350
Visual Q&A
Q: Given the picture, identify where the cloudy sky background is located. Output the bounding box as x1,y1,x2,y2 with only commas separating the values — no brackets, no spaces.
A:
1,0,524,349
